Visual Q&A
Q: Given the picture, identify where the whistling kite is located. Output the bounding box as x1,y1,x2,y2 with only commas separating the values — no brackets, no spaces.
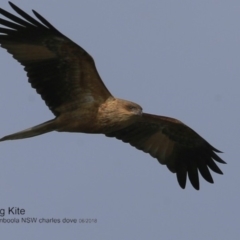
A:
0,2,225,190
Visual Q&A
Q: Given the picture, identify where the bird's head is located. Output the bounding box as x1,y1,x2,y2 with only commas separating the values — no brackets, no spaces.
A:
112,98,143,126
120,99,142,117
111,98,142,128
98,98,142,131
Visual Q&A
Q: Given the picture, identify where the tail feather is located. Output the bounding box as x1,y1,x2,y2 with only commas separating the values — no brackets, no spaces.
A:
0,119,57,141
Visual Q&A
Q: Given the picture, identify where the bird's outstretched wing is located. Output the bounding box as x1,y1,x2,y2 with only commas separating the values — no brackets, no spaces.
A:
0,2,112,116
106,113,226,190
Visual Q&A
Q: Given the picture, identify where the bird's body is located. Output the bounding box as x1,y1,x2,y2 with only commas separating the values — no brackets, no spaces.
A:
0,2,226,190
57,98,142,133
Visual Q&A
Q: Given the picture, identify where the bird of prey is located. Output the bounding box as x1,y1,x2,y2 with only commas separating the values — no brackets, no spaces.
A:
0,2,225,190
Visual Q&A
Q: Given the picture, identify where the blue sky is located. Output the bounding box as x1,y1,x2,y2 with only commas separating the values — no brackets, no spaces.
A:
0,1,239,239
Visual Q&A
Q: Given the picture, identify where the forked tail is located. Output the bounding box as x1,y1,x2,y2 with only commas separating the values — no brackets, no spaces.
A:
0,119,57,141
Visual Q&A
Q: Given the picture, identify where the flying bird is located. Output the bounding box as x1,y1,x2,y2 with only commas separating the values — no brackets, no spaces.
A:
0,2,226,190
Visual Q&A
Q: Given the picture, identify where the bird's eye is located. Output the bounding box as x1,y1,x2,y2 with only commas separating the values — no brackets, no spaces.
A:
128,106,136,111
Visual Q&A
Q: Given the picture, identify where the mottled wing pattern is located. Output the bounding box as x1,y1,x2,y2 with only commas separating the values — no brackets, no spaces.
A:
0,2,112,116
106,113,225,190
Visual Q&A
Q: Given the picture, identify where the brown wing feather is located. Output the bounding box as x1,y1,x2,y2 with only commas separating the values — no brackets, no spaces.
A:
0,2,112,116
106,113,225,190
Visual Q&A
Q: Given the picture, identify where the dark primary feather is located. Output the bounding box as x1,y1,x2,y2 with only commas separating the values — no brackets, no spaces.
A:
106,113,225,190
0,2,111,116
